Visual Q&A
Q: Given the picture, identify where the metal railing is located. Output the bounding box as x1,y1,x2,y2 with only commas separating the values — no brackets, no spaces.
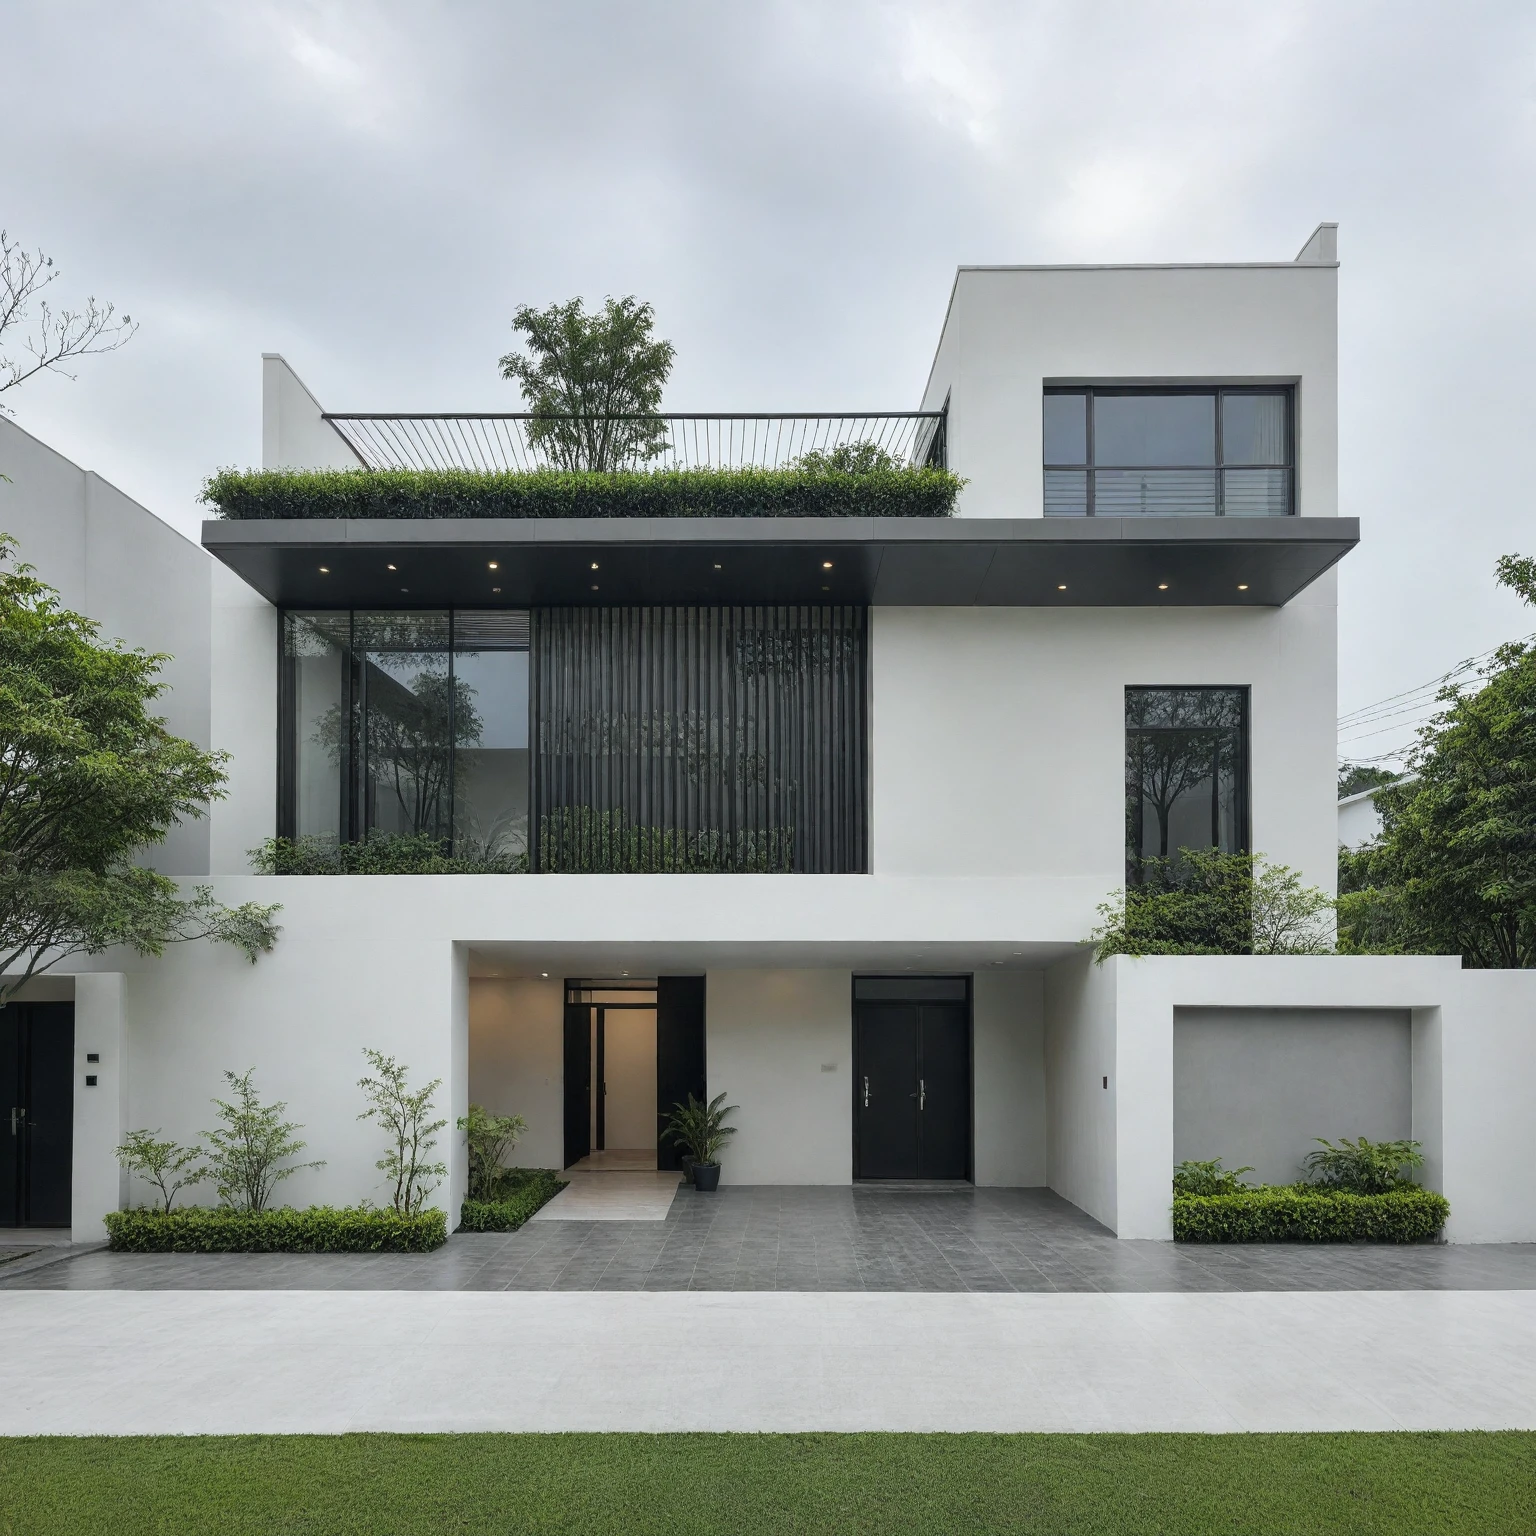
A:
323,411,947,473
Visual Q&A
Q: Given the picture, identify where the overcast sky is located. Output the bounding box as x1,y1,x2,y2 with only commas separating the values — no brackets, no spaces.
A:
2,1,1533,759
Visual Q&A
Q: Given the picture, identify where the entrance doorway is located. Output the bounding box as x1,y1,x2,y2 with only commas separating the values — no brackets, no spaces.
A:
1,1002,74,1227
563,977,706,1172
852,976,971,1182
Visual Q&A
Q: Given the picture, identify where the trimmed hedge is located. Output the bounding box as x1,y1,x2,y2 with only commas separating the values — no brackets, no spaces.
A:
104,1205,448,1253
201,466,960,521
459,1170,566,1233
252,833,526,876
1173,1187,1449,1244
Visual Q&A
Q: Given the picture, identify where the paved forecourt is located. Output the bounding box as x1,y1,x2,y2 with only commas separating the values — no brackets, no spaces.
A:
2,1287,1534,1436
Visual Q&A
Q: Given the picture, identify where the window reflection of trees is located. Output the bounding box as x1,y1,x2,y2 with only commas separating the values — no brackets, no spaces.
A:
1125,688,1246,884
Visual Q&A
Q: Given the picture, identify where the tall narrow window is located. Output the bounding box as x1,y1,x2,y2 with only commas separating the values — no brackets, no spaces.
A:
1125,687,1248,883
1045,388,1293,516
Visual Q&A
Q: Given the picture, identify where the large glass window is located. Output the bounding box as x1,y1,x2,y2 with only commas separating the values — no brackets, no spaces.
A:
279,610,529,859
1045,387,1292,517
1125,687,1248,883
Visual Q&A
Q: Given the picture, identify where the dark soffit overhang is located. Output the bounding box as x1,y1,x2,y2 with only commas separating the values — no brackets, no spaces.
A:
201,515,1358,609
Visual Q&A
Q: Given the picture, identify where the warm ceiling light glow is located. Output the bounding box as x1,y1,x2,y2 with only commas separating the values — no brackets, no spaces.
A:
822,561,833,569
591,562,599,570
591,584,599,591
387,563,397,571
318,566,329,573
1157,583,1169,591
488,561,498,570
492,586,501,594
1237,583,1249,591
1057,584,1067,591
541,972,548,977
713,563,722,570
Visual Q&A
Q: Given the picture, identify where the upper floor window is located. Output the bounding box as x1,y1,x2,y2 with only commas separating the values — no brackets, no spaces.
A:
1045,387,1293,517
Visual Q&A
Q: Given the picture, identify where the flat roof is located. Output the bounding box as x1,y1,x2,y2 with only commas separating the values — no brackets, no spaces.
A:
203,515,1357,609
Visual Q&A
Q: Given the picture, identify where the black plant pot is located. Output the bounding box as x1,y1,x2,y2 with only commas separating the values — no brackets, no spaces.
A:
692,1162,721,1193
680,1156,697,1185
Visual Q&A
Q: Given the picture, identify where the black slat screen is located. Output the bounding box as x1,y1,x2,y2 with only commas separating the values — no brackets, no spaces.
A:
531,606,867,872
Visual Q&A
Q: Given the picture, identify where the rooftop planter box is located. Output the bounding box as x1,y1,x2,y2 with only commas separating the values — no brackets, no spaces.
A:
202,466,962,522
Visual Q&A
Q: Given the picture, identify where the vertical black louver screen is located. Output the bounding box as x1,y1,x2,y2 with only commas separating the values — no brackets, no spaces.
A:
531,606,867,873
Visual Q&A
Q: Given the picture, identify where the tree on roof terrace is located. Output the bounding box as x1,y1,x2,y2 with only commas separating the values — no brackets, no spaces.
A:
498,295,674,471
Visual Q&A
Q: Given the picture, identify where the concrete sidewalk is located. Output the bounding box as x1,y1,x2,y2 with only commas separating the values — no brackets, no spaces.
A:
3,1288,1533,1435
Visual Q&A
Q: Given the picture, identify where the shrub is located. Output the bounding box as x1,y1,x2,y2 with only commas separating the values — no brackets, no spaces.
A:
201,465,961,522
1173,1187,1449,1243
202,1069,322,1211
661,1092,738,1166
539,807,792,874
104,1205,447,1253
1303,1136,1425,1194
1172,1158,1254,1197
1091,848,1335,959
458,1104,529,1201
114,1129,205,1213
251,833,526,875
358,1050,447,1215
458,1170,565,1233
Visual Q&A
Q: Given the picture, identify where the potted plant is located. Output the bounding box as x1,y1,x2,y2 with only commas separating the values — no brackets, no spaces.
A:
662,1092,737,1193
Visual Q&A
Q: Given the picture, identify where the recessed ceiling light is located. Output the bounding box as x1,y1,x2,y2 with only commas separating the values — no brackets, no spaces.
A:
541,972,548,978
492,586,501,594
821,585,830,592
591,584,599,591
713,563,722,570
387,563,397,571
1157,583,1169,591
591,562,599,570
822,561,833,569
318,566,329,573
1057,584,1067,591
400,587,408,593
488,561,498,570
1237,583,1249,591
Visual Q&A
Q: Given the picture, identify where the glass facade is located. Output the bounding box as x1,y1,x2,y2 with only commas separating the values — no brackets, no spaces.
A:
279,610,530,861
278,606,866,873
1125,687,1248,882
1045,387,1293,517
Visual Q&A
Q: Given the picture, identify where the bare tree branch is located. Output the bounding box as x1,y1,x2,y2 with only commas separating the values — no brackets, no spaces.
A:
0,229,137,411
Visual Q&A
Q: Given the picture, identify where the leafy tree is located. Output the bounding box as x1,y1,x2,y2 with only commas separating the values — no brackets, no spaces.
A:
0,538,278,1001
1337,762,1399,799
498,296,674,470
1338,555,1536,967
457,1103,527,1200
115,1128,205,1213
793,443,903,473
1091,848,1334,959
1,229,136,412
202,1068,323,1212
359,1049,447,1215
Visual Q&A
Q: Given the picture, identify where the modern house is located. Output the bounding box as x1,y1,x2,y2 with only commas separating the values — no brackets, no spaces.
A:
3,223,1535,1245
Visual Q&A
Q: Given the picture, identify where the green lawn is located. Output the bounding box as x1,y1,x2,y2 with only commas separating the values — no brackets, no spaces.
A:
1,1432,1532,1535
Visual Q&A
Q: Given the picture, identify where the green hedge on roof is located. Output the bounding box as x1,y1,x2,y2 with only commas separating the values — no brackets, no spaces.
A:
202,466,961,520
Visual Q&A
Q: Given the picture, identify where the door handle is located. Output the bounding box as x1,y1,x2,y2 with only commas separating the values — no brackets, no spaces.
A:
9,1107,23,1136
919,1079,925,1112
862,1076,870,1108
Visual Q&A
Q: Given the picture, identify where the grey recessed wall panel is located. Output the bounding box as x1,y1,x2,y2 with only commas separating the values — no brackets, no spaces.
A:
1173,1007,1411,1186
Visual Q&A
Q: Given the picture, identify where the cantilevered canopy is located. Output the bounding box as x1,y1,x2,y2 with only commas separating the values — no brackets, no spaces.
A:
203,515,1357,609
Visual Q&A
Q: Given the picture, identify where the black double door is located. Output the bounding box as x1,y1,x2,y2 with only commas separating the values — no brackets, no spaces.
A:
854,1000,970,1181
1,1003,74,1228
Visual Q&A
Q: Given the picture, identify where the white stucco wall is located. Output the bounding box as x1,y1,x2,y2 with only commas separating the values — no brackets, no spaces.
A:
71,974,127,1241
972,969,1045,1186
705,970,852,1185
209,563,278,874
262,355,360,471
467,977,565,1170
1337,790,1385,850
1043,951,1118,1230
922,248,1337,523
0,416,215,875
871,578,1339,902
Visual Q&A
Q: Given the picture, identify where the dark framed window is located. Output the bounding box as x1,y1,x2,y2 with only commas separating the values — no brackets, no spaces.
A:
1125,686,1248,884
1045,387,1293,517
278,609,530,861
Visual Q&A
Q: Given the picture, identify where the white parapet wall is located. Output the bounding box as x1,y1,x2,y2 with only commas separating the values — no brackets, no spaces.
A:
1045,951,1536,1243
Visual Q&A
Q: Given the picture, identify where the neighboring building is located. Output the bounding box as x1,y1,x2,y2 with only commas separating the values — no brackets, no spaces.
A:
4,224,1535,1245
1338,776,1413,849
